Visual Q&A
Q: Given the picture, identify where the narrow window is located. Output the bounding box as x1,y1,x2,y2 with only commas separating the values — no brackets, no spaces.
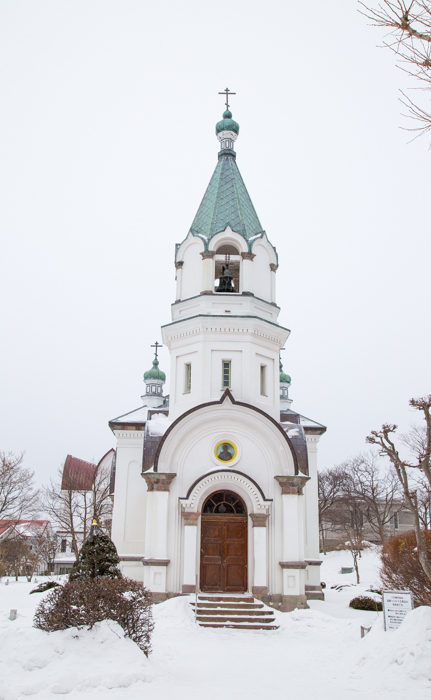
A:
260,365,267,396
185,363,191,393
61,539,67,553
394,512,399,530
222,361,231,388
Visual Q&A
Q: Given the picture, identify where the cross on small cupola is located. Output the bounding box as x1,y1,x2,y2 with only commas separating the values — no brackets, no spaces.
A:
142,341,166,405
218,87,236,111
216,88,239,152
151,341,162,360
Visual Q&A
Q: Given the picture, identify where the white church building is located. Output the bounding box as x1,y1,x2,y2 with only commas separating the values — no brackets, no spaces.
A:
109,102,326,611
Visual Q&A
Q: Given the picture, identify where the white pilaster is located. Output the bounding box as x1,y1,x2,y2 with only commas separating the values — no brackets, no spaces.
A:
142,473,176,600
250,513,269,598
181,512,200,593
270,264,277,304
175,261,183,301
275,475,309,611
241,252,255,294
201,251,215,293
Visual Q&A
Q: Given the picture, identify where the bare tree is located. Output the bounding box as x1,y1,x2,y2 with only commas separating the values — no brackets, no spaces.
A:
0,536,30,580
367,394,431,583
43,468,82,559
89,460,113,534
0,451,39,521
318,465,348,554
360,1,431,140
42,458,113,558
342,453,402,543
35,532,60,574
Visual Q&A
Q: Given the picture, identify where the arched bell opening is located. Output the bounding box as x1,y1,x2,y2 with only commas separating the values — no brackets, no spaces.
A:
200,490,248,592
214,245,241,293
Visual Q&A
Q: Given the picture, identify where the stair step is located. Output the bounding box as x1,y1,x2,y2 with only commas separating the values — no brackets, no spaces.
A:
191,602,264,610
197,596,255,604
194,609,275,617
196,615,276,624
199,622,279,630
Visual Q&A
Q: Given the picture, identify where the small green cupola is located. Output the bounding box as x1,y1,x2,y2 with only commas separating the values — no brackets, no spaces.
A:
280,358,292,409
144,358,166,382
216,109,240,136
142,341,166,406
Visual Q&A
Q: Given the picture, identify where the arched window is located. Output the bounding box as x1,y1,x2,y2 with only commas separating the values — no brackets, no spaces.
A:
202,490,246,514
214,245,241,293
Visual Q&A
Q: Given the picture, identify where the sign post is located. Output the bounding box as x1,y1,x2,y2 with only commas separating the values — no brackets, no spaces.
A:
382,590,414,631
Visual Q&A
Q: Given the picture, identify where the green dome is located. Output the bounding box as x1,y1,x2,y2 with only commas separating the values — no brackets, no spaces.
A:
279,359,291,385
216,109,240,135
144,358,166,382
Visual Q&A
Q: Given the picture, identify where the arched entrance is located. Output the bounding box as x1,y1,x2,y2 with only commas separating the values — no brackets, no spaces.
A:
200,490,248,593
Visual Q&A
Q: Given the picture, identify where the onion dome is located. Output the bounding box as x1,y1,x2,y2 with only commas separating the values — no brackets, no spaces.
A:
279,360,291,385
144,358,166,382
216,109,240,135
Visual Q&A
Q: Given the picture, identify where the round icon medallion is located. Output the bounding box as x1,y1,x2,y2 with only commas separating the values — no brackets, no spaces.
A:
214,441,237,463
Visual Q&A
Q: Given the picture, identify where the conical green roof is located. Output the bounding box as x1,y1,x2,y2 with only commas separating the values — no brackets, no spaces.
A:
189,153,263,242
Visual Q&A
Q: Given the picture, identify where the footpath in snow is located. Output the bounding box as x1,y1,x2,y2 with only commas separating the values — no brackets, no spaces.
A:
0,548,430,700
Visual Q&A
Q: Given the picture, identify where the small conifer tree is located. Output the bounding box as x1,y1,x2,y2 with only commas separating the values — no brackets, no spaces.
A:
69,520,121,581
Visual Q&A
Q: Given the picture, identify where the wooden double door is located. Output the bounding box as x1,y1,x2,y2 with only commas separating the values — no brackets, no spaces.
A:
200,515,248,592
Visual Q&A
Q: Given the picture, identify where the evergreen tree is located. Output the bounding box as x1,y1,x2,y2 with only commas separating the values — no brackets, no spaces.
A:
69,520,121,581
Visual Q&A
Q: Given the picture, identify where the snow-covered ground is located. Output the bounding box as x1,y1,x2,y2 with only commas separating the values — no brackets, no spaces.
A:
1,548,430,700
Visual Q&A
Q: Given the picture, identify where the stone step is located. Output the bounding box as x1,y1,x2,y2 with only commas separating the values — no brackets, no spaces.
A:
197,595,255,604
194,608,275,617
305,591,325,601
196,615,276,625
199,622,279,630
191,602,264,610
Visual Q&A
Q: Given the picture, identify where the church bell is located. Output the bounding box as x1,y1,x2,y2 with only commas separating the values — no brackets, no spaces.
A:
216,265,235,293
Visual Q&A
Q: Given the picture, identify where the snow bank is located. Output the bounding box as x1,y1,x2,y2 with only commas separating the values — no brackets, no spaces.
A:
356,607,431,685
1,556,430,700
148,413,171,436
0,620,152,698
0,580,152,699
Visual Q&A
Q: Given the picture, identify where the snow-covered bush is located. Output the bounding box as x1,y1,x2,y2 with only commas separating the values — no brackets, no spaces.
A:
381,530,431,607
30,580,60,594
34,577,154,656
349,595,382,611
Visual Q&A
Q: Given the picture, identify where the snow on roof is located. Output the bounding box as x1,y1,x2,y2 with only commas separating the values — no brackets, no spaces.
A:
0,520,50,538
148,412,172,436
110,405,149,424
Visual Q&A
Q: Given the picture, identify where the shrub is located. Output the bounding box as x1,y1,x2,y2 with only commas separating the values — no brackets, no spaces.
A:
30,580,61,594
349,595,382,611
380,530,431,607
33,577,154,656
69,522,121,581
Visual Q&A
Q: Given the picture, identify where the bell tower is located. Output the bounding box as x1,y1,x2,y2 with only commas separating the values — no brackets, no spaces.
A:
162,94,290,421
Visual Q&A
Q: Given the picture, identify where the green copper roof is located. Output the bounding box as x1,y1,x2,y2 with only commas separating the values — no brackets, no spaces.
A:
216,109,240,135
190,153,263,242
144,359,166,382
280,360,291,385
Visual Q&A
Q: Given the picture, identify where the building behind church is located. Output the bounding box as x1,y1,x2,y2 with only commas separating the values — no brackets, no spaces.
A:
109,104,327,611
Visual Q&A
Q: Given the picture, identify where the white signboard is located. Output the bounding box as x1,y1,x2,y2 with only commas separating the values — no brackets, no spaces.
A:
382,590,414,631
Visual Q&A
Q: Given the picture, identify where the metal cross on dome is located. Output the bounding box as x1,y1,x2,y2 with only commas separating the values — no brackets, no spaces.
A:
218,87,236,110
151,341,163,359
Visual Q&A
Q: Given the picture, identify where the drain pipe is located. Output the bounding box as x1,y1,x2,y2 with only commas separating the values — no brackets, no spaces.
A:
195,574,198,623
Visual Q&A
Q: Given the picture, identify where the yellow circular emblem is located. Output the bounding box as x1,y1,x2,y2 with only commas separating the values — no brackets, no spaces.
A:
214,441,237,463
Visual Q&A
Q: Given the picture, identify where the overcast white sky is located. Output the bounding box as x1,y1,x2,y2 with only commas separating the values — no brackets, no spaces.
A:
1,0,430,486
